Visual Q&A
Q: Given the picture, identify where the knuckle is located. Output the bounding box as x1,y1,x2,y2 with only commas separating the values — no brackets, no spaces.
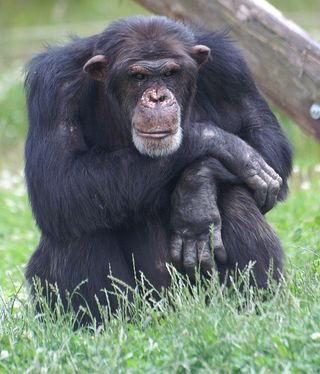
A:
198,249,211,262
197,233,209,242
184,256,196,268
170,239,182,251
247,176,260,187
273,180,280,192
213,238,223,251
258,183,268,196
170,250,181,262
211,212,221,225
261,182,268,193
175,228,190,237
199,256,212,268
170,245,182,260
215,248,227,264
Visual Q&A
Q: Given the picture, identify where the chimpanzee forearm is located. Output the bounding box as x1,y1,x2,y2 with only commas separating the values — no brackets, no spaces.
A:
26,129,179,240
189,122,283,213
170,157,236,275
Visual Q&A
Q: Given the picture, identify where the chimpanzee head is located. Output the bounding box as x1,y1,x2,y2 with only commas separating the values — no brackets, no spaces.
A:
83,16,209,157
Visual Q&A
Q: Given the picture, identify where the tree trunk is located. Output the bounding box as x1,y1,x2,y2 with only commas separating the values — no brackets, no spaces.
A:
135,0,320,141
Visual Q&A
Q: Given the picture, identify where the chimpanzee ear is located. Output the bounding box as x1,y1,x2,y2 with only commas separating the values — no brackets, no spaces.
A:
83,55,108,81
190,45,210,65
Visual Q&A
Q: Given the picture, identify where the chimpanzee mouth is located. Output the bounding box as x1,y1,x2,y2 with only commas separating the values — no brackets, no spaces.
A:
132,125,182,158
136,129,175,139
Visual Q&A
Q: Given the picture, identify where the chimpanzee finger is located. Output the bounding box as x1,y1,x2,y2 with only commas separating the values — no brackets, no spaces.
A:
170,234,183,268
215,244,227,264
197,240,214,274
261,161,283,186
258,167,281,212
183,239,198,279
212,224,227,264
277,174,283,186
261,178,280,214
246,175,268,208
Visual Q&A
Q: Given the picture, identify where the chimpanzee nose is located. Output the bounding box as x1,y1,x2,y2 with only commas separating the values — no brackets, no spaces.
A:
148,90,167,103
141,87,175,109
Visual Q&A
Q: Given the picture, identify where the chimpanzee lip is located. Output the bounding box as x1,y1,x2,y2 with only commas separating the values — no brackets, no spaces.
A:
136,129,174,139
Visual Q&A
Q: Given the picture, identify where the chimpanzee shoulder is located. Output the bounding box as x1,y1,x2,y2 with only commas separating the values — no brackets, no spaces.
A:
189,31,254,131
194,31,255,104
25,35,98,130
26,35,98,77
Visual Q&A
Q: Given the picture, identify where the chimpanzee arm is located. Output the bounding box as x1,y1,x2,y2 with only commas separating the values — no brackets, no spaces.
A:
194,31,293,205
170,121,286,274
170,158,236,275
190,123,283,213
25,123,180,241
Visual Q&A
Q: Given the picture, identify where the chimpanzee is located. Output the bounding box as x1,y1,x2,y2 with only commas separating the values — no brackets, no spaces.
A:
25,15,292,324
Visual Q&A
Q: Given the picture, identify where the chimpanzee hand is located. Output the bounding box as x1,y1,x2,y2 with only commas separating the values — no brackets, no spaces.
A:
236,147,283,213
170,161,227,279
198,124,283,214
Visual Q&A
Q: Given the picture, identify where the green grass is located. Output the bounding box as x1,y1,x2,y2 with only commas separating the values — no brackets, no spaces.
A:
1,0,320,369
0,80,320,373
0,0,149,69
1,268,320,373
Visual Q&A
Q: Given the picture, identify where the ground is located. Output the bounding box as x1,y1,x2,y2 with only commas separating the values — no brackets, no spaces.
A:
0,0,320,372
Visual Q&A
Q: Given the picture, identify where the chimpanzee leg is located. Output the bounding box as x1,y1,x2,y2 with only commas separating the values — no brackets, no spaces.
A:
26,230,135,325
120,212,172,291
217,186,283,288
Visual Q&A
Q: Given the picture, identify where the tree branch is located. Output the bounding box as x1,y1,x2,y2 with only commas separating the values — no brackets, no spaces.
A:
135,0,320,141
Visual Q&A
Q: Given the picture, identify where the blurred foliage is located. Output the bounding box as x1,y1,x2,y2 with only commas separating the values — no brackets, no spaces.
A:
0,0,148,28
269,0,320,13
269,0,320,39
0,0,149,68
0,1,319,372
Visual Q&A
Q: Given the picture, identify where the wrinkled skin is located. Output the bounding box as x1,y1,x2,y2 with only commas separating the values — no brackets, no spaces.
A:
170,124,283,278
170,161,221,277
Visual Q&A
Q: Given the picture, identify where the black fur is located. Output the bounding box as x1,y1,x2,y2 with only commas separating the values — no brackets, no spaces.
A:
25,16,292,324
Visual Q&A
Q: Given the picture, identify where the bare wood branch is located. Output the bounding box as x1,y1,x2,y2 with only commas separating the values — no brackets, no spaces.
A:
135,0,320,140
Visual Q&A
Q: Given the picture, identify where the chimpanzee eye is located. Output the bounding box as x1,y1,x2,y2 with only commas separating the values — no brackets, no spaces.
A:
133,73,146,81
164,70,175,77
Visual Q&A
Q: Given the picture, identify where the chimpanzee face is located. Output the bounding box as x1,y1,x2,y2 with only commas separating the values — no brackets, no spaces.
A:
125,57,184,158
83,44,210,157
